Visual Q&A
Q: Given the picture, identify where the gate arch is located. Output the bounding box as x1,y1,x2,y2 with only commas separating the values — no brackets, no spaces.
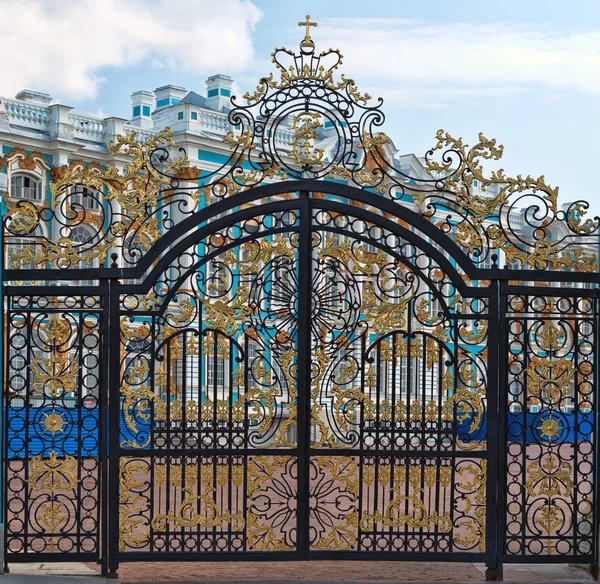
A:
2,17,599,581
113,188,494,564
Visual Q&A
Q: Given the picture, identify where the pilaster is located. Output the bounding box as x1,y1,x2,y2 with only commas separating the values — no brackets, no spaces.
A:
48,103,74,141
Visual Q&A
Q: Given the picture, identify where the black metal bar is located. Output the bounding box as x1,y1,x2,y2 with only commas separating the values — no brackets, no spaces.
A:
485,276,503,581
2,291,8,573
112,549,489,562
591,289,600,580
296,193,312,558
495,280,508,577
107,280,120,576
99,280,110,575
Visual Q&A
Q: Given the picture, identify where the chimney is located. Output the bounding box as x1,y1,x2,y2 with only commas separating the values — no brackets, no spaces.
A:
129,90,154,129
205,75,233,112
15,89,52,105
154,85,187,111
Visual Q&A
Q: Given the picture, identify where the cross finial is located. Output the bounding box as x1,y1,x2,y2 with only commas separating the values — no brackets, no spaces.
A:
298,15,317,48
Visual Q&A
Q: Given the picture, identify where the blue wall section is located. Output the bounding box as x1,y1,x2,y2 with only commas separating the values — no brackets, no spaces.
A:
5,407,591,458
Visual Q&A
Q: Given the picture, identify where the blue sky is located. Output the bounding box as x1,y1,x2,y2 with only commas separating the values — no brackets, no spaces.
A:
2,0,599,215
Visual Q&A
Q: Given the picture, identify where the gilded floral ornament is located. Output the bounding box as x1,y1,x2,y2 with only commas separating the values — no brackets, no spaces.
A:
151,487,244,532
30,354,80,397
27,450,79,492
422,130,599,270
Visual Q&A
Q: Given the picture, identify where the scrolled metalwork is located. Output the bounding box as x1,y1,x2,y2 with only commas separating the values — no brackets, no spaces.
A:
2,13,599,575
4,17,598,277
505,292,595,558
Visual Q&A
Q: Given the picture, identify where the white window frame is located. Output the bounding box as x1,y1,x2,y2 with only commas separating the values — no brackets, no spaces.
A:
10,173,42,201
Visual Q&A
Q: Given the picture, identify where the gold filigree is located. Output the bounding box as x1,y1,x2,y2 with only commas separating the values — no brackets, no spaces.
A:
40,411,67,436
425,130,598,270
40,501,66,533
226,236,296,275
30,354,80,398
268,347,298,447
247,456,296,551
196,283,251,336
527,355,574,405
311,457,359,550
289,112,324,166
360,488,452,533
453,461,487,552
28,450,79,492
525,456,574,498
5,200,41,235
41,314,72,345
537,414,562,441
318,236,386,276
243,27,371,106
361,282,409,334
536,503,563,554
119,458,149,552
120,383,160,448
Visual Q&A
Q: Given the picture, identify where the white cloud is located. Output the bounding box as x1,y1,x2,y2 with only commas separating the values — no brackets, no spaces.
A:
315,19,600,108
0,0,262,101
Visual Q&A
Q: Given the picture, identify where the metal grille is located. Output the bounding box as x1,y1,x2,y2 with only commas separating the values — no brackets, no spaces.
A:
502,288,596,561
4,292,105,560
1,16,599,581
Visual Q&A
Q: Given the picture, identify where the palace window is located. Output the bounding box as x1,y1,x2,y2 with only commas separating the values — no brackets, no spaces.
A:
71,186,100,210
10,174,41,201
69,226,97,285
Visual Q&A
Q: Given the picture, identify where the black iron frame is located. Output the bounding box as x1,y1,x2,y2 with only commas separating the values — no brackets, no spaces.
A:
3,183,599,582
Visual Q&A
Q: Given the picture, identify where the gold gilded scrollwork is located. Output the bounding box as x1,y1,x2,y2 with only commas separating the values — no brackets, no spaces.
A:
225,236,296,275
317,237,386,276
536,503,564,554
361,282,409,334
425,130,598,271
311,457,359,550
196,283,251,336
247,456,296,551
5,200,40,235
27,450,80,492
454,461,487,552
120,383,159,448
525,457,574,498
119,458,149,552
243,21,371,106
527,356,574,405
289,112,325,166
30,355,80,398
40,411,66,436
360,487,452,533
39,502,66,533
151,487,244,532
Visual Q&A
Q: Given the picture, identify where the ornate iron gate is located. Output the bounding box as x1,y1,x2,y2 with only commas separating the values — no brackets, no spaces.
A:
2,17,599,581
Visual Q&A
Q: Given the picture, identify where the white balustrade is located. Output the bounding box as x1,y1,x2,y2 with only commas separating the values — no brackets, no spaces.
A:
70,114,105,141
123,125,159,145
4,99,49,128
3,94,295,154
199,111,231,134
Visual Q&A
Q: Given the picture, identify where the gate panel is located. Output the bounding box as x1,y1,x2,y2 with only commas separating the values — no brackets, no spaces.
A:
115,208,303,558
307,208,491,557
4,292,104,560
503,289,596,560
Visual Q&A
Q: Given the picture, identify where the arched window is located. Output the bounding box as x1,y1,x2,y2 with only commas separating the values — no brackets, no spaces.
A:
10,174,41,201
69,225,92,246
69,226,96,285
71,185,99,210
